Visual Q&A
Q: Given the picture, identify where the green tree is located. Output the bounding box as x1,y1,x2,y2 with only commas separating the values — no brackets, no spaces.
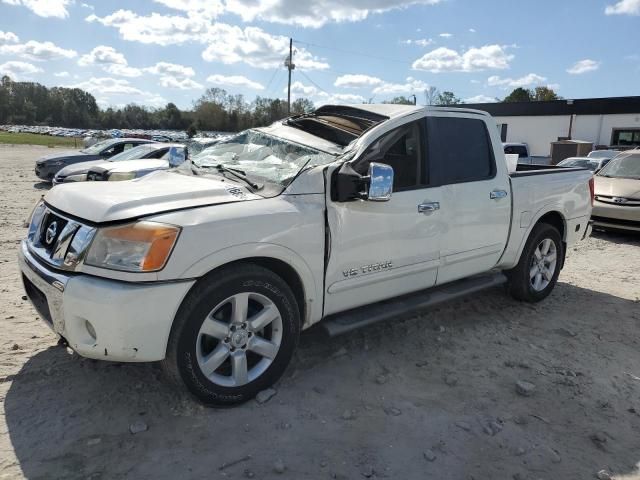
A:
435,91,462,105
533,86,561,101
503,87,534,103
383,96,415,105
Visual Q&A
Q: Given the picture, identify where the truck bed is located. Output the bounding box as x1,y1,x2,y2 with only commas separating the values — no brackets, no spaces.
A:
510,163,588,177
497,163,593,270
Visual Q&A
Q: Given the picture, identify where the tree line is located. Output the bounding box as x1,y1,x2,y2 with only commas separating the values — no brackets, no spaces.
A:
0,76,315,132
0,75,561,132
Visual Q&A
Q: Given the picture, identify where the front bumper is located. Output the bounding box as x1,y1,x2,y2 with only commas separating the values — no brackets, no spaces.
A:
18,240,195,362
592,201,640,232
35,163,57,181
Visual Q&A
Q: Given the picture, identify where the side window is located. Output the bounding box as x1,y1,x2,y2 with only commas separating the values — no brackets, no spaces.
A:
427,116,495,185
355,121,424,191
123,143,134,151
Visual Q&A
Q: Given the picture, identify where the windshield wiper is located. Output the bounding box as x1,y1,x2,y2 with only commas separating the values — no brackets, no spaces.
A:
213,164,260,190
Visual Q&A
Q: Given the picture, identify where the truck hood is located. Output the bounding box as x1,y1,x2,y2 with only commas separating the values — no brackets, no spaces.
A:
594,176,640,199
45,170,262,223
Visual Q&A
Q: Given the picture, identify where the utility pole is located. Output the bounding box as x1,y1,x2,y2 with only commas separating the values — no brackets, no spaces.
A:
285,38,295,114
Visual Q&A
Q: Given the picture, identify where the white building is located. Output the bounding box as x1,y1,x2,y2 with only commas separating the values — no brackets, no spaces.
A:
464,96,640,157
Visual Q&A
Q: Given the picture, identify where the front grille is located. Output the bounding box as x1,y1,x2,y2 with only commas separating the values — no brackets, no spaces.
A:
27,204,96,271
595,195,640,207
22,274,52,325
39,212,68,254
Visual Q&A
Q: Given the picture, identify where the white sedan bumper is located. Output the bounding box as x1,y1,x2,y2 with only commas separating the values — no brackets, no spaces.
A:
19,241,194,362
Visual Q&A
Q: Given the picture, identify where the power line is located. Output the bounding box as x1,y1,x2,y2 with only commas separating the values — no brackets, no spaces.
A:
298,70,331,96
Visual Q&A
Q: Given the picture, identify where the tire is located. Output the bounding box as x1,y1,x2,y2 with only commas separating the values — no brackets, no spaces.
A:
506,223,564,303
163,264,300,406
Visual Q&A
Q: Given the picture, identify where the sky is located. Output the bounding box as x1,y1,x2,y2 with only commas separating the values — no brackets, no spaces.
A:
0,0,638,110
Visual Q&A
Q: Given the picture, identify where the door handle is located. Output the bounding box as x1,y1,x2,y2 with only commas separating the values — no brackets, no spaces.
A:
490,190,508,200
418,202,440,214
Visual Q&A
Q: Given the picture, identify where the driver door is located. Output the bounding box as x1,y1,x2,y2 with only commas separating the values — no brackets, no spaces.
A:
324,119,443,316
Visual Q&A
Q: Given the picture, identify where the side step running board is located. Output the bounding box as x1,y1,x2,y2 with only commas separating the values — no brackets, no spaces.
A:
321,272,508,337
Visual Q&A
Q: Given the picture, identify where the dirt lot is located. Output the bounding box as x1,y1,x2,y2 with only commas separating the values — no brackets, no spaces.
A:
1,144,639,480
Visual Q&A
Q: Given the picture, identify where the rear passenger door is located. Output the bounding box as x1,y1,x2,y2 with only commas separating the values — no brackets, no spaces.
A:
426,114,511,285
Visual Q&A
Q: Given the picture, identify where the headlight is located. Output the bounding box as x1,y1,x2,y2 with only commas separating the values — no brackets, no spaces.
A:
108,171,136,181
62,173,88,182
85,221,180,272
26,200,46,238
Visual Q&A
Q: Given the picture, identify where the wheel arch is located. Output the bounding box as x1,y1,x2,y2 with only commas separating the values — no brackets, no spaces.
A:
179,243,320,328
500,206,568,270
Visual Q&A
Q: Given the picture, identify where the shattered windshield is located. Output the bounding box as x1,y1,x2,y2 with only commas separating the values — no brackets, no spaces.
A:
190,129,335,186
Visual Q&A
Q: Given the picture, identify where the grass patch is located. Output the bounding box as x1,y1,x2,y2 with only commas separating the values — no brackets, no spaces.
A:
0,132,80,148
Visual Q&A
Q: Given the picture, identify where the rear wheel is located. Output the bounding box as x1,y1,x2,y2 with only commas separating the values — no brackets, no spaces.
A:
507,223,563,302
163,264,300,406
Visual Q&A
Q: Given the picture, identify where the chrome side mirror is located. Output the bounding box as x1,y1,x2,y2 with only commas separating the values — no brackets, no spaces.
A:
367,162,394,202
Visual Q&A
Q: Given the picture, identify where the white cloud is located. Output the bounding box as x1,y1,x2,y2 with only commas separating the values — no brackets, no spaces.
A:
487,73,547,88
68,76,168,107
0,31,19,45
317,93,366,106
207,74,264,90
289,81,320,97
465,94,497,103
412,45,514,72
566,59,600,75
153,0,224,18
334,74,383,88
81,3,94,9
202,24,329,70
0,40,77,61
145,61,196,79
401,38,434,47
439,33,453,38
605,0,640,15
224,0,443,28
70,77,144,95
78,46,142,77
54,71,69,77
87,10,329,70
158,76,203,89
86,10,211,46
373,76,429,95
469,28,476,33
1,0,71,18
0,60,42,79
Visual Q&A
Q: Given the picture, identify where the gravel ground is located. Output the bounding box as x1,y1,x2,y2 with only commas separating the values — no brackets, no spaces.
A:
1,145,639,480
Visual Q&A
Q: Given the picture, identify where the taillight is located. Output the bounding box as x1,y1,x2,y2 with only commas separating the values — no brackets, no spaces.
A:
588,176,595,206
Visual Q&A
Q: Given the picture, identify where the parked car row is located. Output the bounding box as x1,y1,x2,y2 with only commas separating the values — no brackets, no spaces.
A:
1,124,226,142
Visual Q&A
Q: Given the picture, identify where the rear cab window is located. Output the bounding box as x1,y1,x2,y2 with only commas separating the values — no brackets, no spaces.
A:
426,116,496,185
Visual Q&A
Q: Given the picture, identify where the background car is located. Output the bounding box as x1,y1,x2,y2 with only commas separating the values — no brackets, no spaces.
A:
53,143,183,185
557,156,608,171
82,145,189,182
587,149,620,160
592,151,640,232
35,138,156,181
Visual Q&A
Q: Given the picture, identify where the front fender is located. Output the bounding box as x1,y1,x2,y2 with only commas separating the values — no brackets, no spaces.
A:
179,242,321,327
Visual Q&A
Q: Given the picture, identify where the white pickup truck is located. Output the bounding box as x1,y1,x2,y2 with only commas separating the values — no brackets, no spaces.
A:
19,105,594,405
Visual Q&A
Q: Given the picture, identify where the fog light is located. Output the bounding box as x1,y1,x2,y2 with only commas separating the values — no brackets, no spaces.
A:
85,320,97,341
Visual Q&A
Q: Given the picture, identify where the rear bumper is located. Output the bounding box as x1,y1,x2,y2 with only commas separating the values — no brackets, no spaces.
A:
18,240,195,362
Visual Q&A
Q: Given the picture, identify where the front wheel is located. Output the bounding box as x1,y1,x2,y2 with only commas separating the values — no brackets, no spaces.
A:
507,223,564,302
163,264,300,406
